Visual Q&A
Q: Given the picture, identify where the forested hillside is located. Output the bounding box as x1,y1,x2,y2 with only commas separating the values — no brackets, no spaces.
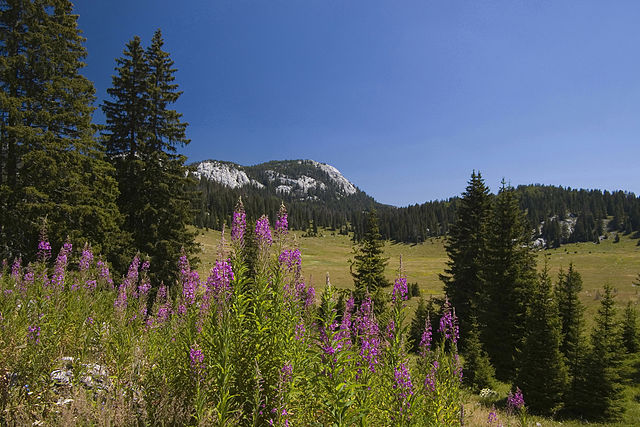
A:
193,161,640,247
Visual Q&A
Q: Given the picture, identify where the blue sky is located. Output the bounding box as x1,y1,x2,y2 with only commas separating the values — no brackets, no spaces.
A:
74,0,640,206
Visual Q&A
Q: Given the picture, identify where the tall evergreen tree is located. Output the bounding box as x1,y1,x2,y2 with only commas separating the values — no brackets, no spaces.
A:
102,30,197,284
481,181,537,381
0,0,126,263
574,285,625,421
350,209,389,306
440,171,491,348
516,261,568,415
555,264,585,388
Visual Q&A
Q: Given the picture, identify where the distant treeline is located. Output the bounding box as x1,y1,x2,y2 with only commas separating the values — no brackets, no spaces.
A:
195,180,640,246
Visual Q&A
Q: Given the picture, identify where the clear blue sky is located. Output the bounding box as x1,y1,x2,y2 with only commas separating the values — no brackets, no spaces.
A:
74,0,640,206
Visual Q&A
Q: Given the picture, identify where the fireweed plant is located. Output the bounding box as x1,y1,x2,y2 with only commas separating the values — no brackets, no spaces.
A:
0,202,464,425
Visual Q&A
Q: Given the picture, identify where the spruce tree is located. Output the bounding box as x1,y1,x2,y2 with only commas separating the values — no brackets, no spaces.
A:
0,0,126,264
102,30,197,284
481,180,537,381
516,261,568,415
577,285,625,420
621,301,638,353
350,209,389,306
440,171,491,348
555,264,584,386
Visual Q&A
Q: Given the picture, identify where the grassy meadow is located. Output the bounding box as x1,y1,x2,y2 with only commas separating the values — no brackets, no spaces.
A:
196,229,640,320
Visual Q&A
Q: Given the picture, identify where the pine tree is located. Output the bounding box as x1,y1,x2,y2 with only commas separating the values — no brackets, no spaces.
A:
102,30,197,284
440,171,491,348
575,285,625,420
0,0,126,264
481,180,537,381
622,301,638,353
350,209,389,306
516,261,568,415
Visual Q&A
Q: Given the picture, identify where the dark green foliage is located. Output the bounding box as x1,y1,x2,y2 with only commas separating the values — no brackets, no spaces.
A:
0,0,127,266
555,263,585,388
481,181,537,381
516,262,568,415
102,30,197,285
440,171,490,350
573,285,625,421
350,209,389,305
408,282,420,298
622,301,639,353
462,316,495,392
541,218,562,248
195,165,640,247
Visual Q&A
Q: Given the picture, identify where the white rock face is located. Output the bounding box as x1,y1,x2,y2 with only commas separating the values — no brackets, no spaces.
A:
266,169,327,194
194,161,264,189
193,159,357,197
307,160,357,195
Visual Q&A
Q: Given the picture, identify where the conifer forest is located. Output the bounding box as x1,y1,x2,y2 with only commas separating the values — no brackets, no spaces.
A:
1,2,639,426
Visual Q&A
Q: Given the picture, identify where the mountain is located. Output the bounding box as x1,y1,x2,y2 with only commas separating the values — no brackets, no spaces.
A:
191,159,376,235
191,159,640,247
193,159,358,199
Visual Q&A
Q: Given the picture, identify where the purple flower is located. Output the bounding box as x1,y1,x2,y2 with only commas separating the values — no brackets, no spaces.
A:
190,344,205,373
231,199,247,243
97,260,114,288
281,362,293,383
206,259,234,308
50,244,71,290
79,243,94,272
11,258,21,279
276,203,288,234
114,284,128,312
438,298,459,345
507,387,525,413
335,297,354,349
84,280,97,291
354,296,381,372
419,316,432,357
23,271,34,285
138,279,151,295
392,277,408,303
157,284,167,301
393,361,414,414
86,317,95,325
38,240,52,261
179,254,200,306
294,323,306,341
255,215,273,246
305,286,316,309
27,325,41,344
278,249,301,272
386,320,396,341
487,408,502,426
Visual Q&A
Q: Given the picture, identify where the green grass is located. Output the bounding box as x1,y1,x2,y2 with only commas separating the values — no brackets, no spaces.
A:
195,229,640,321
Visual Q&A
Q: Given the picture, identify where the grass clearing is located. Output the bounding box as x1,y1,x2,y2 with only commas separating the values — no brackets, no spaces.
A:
195,229,640,321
